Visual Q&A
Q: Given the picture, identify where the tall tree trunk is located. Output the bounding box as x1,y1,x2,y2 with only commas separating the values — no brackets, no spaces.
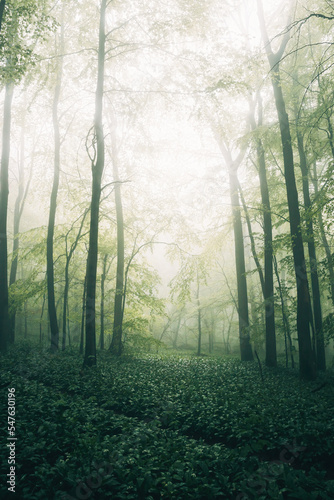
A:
296,131,326,371
84,0,106,367
212,130,253,362
257,0,315,379
47,13,64,353
229,168,253,361
312,162,334,306
62,259,70,351
109,131,125,356
196,280,202,356
100,253,108,350
9,117,31,343
249,95,276,367
40,294,46,345
80,275,86,355
0,82,14,353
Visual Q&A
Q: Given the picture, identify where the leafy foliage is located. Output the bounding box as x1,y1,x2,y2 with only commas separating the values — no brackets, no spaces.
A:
0,345,333,499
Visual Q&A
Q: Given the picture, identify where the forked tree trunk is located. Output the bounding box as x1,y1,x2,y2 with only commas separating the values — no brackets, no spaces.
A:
84,0,107,367
62,211,87,350
212,130,253,362
257,0,315,379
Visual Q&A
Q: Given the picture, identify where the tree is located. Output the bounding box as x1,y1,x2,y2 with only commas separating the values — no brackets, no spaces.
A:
84,0,107,368
109,117,125,356
8,112,32,343
0,80,13,352
257,0,315,379
62,210,88,350
47,4,65,352
295,123,326,371
249,93,277,367
0,0,53,351
214,136,253,362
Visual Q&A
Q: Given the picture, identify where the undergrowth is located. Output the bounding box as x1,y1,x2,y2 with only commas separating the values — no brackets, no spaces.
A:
0,342,333,499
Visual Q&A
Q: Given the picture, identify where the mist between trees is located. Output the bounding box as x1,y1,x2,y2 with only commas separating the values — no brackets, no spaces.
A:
1,0,334,380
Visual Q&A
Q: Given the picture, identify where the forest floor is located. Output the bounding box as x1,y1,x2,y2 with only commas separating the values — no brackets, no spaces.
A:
0,343,334,499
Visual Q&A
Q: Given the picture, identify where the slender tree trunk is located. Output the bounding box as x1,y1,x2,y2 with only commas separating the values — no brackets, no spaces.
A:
238,180,265,295
84,0,106,367
0,82,14,353
62,212,87,351
40,294,46,345
9,117,31,343
273,255,295,368
257,0,315,379
249,95,276,367
24,301,28,338
296,131,326,371
229,168,253,361
213,130,253,362
312,163,334,306
47,14,64,353
109,137,125,356
62,260,70,350
172,316,181,349
100,253,108,349
80,275,86,355
196,280,202,356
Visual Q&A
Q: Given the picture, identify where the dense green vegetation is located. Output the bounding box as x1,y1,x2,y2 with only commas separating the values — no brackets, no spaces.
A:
1,344,333,499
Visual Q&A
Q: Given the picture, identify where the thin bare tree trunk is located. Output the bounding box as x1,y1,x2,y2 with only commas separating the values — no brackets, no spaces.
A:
47,11,64,353
84,0,107,367
0,81,14,353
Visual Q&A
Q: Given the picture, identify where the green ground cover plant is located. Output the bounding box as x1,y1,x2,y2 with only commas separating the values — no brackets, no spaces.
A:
0,343,333,499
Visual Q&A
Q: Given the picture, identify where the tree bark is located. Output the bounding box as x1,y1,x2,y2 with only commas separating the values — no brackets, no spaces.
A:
196,278,202,356
9,117,31,343
229,168,253,361
273,255,295,368
0,81,14,353
62,211,87,350
257,0,315,379
212,129,253,362
249,95,276,367
237,180,265,295
172,316,181,349
100,253,108,350
84,0,107,367
312,163,334,307
296,131,326,371
47,12,64,353
80,274,86,355
109,131,125,356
